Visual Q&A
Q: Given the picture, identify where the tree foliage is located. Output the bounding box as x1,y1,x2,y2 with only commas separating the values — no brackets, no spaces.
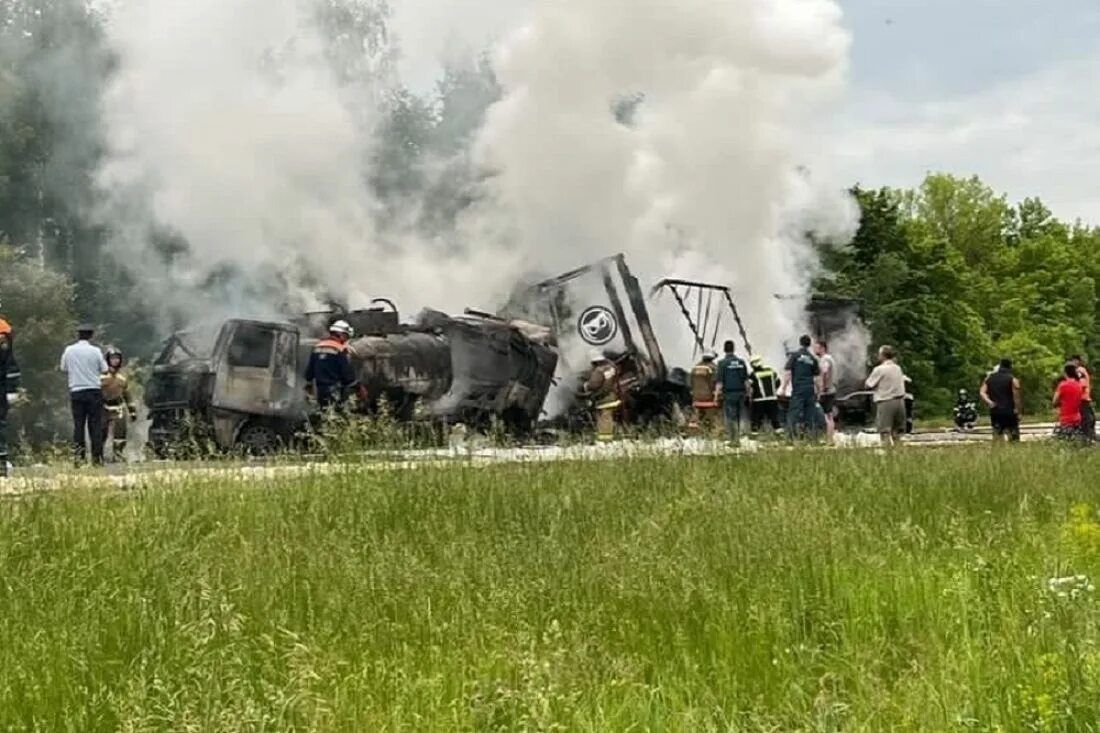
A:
820,175,1100,413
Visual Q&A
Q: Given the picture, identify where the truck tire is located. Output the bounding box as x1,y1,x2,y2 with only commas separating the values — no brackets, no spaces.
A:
236,422,281,456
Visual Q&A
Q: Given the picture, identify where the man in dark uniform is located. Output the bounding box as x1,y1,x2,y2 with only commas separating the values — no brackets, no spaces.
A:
305,320,358,411
979,358,1021,442
784,335,820,440
0,321,20,477
748,355,781,433
717,340,750,444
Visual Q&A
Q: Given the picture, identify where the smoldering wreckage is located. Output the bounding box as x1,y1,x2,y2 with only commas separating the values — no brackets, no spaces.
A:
144,255,873,455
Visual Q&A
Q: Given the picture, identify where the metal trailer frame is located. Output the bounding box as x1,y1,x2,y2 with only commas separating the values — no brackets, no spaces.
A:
528,253,668,382
650,278,753,359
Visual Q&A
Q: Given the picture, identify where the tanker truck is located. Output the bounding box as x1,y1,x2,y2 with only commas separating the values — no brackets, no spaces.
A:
145,303,557,455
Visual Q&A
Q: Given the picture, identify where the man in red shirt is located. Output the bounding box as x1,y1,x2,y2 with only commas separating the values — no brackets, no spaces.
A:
1054,363,1086,441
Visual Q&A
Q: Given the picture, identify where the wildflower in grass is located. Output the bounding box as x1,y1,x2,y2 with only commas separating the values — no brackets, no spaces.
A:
1046,575,1095,599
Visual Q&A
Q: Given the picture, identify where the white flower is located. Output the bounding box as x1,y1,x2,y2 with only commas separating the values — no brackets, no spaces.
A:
1046,575,1095,600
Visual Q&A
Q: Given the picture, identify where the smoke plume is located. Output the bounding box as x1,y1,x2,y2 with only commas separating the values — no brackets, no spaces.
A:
93,0,859,367
465,0,860,365
94,0,517,327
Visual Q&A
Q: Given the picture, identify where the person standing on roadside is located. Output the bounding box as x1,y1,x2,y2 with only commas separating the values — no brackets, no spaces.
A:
1054,363,1087,442
980,358,1022,442
717,340,750,444
865,345,907,447
1069,355,1095,439
0,321,20,477
60,324,108,466
814,340,838,445
748,355,781,433
689,351,720,435
783,335,820,440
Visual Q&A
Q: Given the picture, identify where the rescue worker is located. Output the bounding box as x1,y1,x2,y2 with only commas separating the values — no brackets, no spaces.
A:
783,335,820,440
305,320,358,411
0,320,21,478
749,355,781,433
717,340,750,444
689,351,720,435
582,352,621,443
101,347,137,460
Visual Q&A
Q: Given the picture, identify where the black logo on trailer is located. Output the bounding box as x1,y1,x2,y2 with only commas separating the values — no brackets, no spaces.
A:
578,306,618,346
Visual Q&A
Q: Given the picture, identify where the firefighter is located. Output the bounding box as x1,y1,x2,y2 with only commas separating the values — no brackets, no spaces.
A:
749,355,781,433
582,352,621,443
783,334,820,440
305,320,358,411
717,340,750,444
0,321,21,478
101,347,137,460
689,351,720,435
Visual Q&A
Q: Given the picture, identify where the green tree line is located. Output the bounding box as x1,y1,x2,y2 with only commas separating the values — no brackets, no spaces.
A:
817,176,1100,414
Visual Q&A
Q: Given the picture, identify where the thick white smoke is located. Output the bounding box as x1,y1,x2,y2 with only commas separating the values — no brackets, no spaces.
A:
95,0,520,327
95,0,859,364
96,0,382,321
465,0,860,366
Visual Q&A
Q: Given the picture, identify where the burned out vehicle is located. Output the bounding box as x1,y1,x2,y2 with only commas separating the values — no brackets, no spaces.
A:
503,254,691,428
145,303,557,455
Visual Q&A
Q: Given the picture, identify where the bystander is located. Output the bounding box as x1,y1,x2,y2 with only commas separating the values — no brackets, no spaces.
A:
865,346,907,447
60,324,108,466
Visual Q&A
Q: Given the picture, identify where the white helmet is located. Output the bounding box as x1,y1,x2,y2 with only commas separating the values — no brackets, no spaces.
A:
702,351,718,361
589,350,607,365
329,319,353,337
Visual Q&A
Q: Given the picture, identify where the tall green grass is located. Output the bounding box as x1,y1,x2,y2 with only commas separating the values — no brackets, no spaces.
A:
3,447,1100,731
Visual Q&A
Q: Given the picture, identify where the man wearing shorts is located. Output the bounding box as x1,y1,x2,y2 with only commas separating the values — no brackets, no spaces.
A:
980,358,1021,442
865,345,907,447
814,340,837,445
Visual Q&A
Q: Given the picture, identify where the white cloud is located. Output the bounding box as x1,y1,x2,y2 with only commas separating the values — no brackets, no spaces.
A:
832,52,1100,225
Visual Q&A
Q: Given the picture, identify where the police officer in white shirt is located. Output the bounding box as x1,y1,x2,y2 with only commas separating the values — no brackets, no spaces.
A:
60,324,108,465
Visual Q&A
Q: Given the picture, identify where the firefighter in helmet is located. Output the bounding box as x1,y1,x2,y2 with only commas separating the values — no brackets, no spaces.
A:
749,354,781,433
305,320,358,411
582,351,621,443
689,351,720,435
101,346,137,460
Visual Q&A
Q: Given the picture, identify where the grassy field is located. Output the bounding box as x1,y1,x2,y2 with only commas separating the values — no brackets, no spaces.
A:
3,448,1100,731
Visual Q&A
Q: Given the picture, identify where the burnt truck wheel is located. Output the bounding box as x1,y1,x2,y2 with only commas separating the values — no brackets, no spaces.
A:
235,422,282,455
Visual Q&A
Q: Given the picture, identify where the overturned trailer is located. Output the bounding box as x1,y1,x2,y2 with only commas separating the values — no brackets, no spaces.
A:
145,303,557,455
503,254,690,427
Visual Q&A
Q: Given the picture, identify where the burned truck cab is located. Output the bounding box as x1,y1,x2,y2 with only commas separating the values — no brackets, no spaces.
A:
147,319,308,456
146,301,559,455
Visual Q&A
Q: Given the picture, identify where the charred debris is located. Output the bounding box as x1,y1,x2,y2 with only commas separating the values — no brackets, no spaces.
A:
145,254,870,454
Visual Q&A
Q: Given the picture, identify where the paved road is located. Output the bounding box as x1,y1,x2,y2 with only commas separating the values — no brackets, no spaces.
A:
0,422,1076,497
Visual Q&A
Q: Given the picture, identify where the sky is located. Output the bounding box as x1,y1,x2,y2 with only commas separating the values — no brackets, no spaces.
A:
391,0,1100,224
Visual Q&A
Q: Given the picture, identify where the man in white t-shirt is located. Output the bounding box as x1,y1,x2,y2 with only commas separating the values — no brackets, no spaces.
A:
814,340,838,445
60,324,108,465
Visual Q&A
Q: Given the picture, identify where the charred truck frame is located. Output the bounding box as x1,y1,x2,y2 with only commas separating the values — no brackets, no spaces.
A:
145,303,557,455
504,254,690,428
